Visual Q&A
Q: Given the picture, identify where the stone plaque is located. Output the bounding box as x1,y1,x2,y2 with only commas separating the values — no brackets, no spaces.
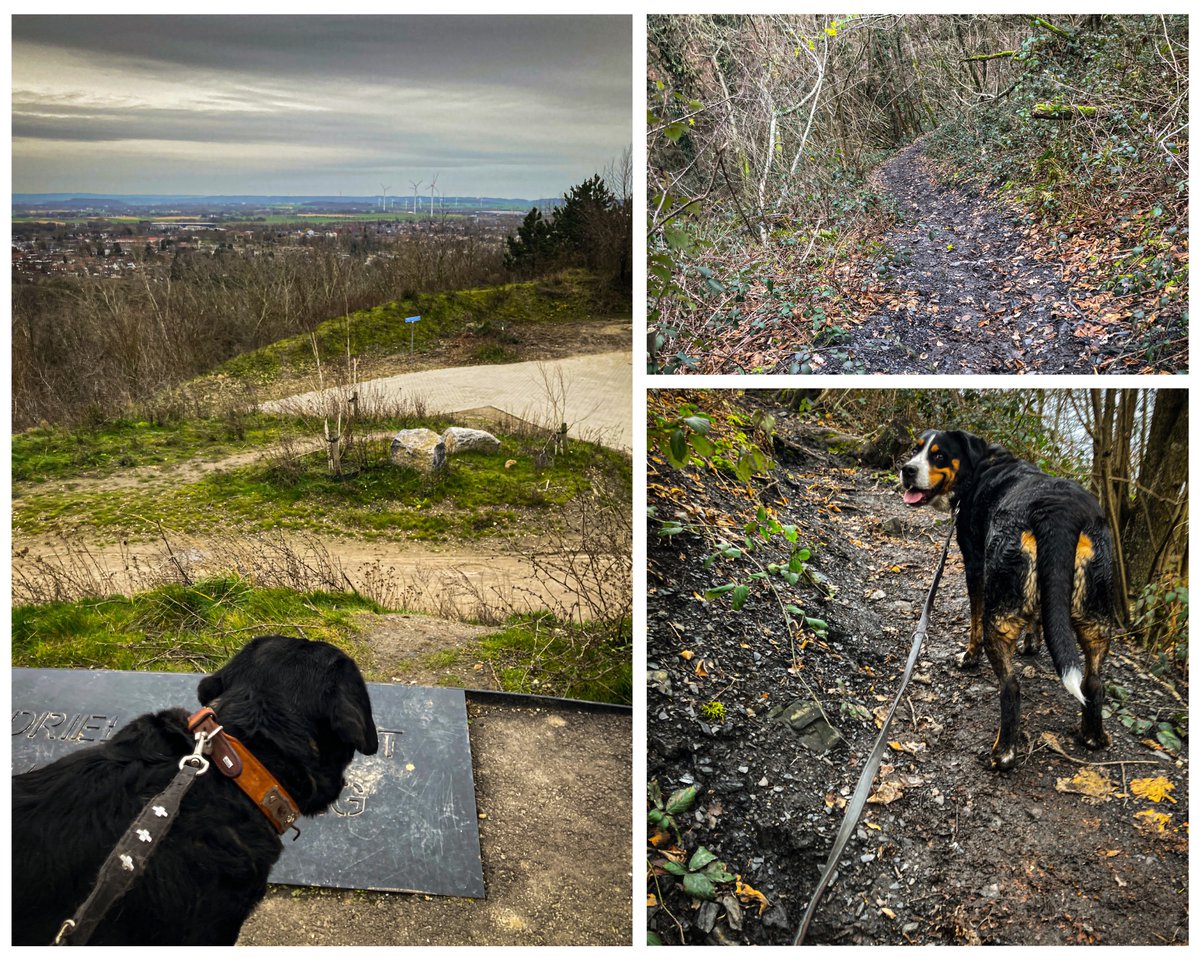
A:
11,668,485,898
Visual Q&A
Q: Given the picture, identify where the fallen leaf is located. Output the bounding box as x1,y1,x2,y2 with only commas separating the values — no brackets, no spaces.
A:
868,779,905,805
735,876,770,915
1130,776,1175,804
1133,809,1172,833
648,828,673,848
1055,768,1116,803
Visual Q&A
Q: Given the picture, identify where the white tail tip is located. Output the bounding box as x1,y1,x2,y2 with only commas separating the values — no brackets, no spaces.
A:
1062,666,1085,705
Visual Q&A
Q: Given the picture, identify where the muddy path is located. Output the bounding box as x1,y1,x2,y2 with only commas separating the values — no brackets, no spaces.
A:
834,140,1130,375
647,414,1188,944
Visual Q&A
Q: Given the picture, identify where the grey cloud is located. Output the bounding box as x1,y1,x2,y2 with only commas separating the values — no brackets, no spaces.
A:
11,15,631,196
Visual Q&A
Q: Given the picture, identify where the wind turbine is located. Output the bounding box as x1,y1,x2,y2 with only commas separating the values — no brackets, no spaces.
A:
428,174,439,218
409,180,422,215
380,184,391,212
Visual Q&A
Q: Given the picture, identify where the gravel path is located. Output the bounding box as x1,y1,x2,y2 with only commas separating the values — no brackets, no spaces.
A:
262,351,632,451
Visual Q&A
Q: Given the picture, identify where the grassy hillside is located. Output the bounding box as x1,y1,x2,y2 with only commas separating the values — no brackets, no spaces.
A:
218,268,623,384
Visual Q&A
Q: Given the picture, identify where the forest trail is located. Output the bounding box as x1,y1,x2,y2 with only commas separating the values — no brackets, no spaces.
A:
833,141,1124,374
647,420,1188,944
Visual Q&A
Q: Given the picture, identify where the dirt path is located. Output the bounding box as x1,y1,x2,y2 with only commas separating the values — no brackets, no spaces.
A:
13,351,631,618
239,698,632,946
11,530,622,624
647,420,1188,944
838,140,1126,374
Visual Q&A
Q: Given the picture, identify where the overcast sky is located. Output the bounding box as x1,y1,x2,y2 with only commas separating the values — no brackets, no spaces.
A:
12,15,632,199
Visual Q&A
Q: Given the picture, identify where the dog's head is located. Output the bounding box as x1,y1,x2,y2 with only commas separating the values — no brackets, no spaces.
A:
900,429,990,511
198,635,378,813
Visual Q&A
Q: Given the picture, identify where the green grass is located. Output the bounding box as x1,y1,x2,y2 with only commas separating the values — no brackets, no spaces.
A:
13,584,632,704
14,433,631,543
217,269,611,384
11,576,380,674
428,614,633,705
12,413,285,485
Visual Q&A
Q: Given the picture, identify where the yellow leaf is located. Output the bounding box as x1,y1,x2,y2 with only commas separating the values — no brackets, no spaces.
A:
1130,776,1177,804
1054,768,1116,802
648,828,672,848
866,822,882,831
735,876,770,915
1134,809,1172,833
647,893,658,907
881,907,897,920
680,650,694,661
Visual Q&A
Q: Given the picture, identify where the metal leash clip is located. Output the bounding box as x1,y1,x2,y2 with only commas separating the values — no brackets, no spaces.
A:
178,723,223,776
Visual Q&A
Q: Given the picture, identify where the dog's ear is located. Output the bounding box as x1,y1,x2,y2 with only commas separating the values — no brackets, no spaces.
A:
949,430,989,470
328,659,379,756
197,635,270,706
197,671,223,705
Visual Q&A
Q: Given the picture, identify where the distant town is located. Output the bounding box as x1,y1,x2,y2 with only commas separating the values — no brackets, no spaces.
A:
11,193,560,281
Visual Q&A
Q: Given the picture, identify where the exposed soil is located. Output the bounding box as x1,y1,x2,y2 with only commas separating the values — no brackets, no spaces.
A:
647,408,1188,945
832,140,1133,375
239,698,632,945
12,530,602,622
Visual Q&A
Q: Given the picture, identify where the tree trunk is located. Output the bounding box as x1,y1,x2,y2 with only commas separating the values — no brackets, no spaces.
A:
1122,390,1188,596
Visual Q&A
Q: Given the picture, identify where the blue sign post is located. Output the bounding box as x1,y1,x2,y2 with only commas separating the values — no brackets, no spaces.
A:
405,315,421,354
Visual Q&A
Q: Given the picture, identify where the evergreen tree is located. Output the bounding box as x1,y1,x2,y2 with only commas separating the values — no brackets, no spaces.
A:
503,206,555,277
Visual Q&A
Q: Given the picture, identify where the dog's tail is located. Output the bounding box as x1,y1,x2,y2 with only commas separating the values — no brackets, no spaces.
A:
1033,510,1087,705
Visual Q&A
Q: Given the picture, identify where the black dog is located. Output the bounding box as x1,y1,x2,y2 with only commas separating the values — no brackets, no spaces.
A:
901,430,1116,770
12,635,378,945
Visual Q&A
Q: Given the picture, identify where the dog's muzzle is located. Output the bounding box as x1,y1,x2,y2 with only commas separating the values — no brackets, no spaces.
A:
900,461,937,506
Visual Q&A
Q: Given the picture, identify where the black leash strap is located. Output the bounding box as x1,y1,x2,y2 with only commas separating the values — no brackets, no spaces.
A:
793,512,956,945
53,730,216,945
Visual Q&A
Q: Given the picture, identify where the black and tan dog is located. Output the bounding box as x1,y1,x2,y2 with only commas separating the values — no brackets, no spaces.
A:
901,429,1116,770
12,635,378,945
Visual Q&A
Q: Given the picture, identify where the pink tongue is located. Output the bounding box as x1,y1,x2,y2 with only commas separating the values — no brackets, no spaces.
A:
903,490,925,505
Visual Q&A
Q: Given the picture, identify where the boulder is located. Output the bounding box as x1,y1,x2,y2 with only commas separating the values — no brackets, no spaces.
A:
442,427,500,455
390,428,446,473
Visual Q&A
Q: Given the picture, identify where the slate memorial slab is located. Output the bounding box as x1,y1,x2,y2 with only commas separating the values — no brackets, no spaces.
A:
11,668,485,898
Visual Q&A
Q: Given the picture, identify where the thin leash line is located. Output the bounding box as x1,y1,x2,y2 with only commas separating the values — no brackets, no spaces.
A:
794,510,956,946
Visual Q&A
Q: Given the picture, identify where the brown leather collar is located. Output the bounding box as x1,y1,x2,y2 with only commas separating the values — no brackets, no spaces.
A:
187,707,301,837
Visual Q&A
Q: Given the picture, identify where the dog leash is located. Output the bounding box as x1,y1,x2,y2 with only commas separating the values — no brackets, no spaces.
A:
53,718,221,945
53,706,301,946
793,509,956,945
